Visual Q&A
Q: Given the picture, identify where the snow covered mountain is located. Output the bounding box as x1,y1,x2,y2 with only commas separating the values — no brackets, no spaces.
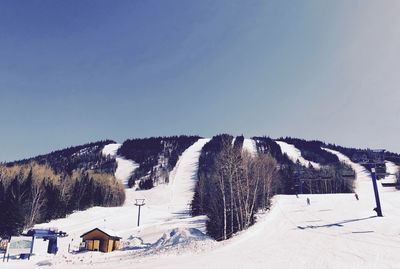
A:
1,135,399,269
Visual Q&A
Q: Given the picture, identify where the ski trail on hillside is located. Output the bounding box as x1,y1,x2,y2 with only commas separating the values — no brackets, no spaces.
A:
100,192,400,269
323,147,400,217
382,161,398,188
322,148,370,189
102,143,139,187
385,161,398,180
322,148,370,180
242,138,257,156
169,138,211,214
322,148,378,207
102,143,121,157
34,138,211,260
276,141,320,169
27,143,400,268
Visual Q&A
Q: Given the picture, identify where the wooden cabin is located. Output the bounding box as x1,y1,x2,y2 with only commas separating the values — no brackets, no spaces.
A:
80,228,121,253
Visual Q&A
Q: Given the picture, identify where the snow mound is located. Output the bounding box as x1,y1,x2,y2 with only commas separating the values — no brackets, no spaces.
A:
36,260,52,266
149,228,212,254
122,236,150,250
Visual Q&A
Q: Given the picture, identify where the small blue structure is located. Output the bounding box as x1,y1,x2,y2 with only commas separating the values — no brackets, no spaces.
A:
22,228,67,256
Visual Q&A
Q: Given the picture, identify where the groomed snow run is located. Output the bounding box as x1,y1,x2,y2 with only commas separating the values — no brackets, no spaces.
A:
7,143,400,269
242,138,257,156
168,138,211,214
102,143,139,186
9,138,211,268
276,140,321,169
382,161,399,187
113,148,399,269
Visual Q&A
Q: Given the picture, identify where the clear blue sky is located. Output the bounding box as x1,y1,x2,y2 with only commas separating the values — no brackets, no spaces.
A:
1,0,400,162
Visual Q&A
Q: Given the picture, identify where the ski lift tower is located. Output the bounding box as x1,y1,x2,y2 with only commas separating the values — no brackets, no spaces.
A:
353,149,385,217
134,199,146,227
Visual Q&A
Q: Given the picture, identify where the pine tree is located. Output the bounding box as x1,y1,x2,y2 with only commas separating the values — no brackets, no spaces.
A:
0,179,25,236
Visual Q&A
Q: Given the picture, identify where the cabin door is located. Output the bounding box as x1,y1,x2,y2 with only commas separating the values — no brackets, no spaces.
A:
86,240,93,250
93,240,100,251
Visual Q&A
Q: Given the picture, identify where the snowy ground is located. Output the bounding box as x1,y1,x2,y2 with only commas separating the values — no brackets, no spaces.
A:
4,138,211,268
4,143,400,269
242,138,257,156
381,161,398,186
276,141,321,169
102,143,139,186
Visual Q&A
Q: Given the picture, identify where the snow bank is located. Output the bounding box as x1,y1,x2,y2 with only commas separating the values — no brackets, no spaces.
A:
277,141,321,169
150,228,211,252
122,236,150,250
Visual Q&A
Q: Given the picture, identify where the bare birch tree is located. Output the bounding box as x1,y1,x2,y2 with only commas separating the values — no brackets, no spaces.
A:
26,179,46,228
214,162,227,240
193,136,279,240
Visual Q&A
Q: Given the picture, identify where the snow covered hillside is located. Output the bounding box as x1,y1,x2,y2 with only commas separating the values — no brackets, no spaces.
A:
242,138,257,156
382,161,399,187
102,143,138,186
5,141,400,269
277,140,321,169
106,148,400,269
5,138,210,267
168,138,211,213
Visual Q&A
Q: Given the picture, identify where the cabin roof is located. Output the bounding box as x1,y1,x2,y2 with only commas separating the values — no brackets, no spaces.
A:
80,228,122,239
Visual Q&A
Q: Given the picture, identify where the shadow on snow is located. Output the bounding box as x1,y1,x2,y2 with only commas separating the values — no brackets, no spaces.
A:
296,216,377,230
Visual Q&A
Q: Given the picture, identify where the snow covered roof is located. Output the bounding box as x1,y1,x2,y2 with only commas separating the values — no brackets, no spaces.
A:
80,228,122,239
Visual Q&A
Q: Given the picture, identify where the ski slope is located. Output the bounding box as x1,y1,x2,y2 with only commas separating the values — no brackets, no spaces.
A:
112,148,399,269
102,143,138,186
322,148,373,195
242,138,257,156
6,142,400,269
7,138,211,268
167,139,211,214
381,161,399,186
276,141,321,169
113,148,399,269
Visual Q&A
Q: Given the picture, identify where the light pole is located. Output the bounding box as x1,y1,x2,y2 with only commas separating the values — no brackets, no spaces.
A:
134,199,145,227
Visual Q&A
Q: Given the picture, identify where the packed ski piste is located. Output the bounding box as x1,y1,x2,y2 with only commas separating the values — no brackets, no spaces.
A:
3,138,400,269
